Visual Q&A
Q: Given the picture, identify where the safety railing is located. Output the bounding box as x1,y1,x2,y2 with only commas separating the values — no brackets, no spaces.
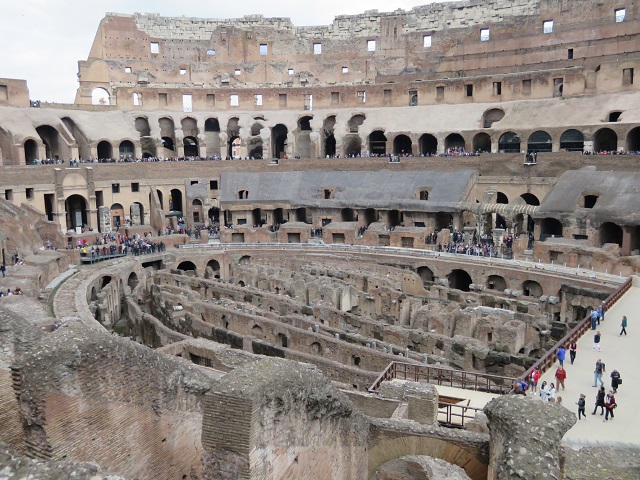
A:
438,403,483,428
368,362,516,395
519,275,634,382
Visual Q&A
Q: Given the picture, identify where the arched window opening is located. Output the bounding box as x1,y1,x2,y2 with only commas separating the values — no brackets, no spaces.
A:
560,129,584,152
498,132,520,153
527,130,552,153
419,134,437,155
448,269,472,292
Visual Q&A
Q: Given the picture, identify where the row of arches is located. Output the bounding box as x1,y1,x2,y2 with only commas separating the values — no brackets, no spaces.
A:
417,266,544,296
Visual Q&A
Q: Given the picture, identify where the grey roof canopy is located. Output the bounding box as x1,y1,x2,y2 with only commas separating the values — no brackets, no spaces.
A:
220,170,476,211
536,167,640,226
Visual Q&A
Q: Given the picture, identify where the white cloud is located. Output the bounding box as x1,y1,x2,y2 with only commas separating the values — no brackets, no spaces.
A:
0,0,442,102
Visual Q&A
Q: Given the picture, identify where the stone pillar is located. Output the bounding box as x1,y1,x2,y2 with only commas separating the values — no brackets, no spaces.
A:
484,396,575,480
98,206,111,233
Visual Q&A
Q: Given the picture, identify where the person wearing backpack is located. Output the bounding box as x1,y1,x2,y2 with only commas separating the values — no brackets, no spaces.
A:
611,369,621,394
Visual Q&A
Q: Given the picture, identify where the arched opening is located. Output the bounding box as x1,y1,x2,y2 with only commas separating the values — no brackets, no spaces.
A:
110,203,125,229
130,202,144,226
496,192,508,204
177,261,197,273
393,134,412,155
207,259,221,278
341,208,356,222
310,342,323,355
323,116,337,157
369,130,387,155
593,128,618,152
296,116,313,158
159,118,176,154
295,208,308,223
208,207,220,223
127,272,139,290
560,129,584,152
626,127,640,152
352,355,361,367
24,139,38,164
298,116,312,131
153,189,164,210
599,222,623,247
183,136,198,157
36,125,63,159
273,208,285,224
527,130,552,153
343,135,362,157
228,136,241,159
448,269,472,292
247,136,262,159
522,280,543,297
483,108,505,128
520,193,540,206
540,218,563,239
169,188,183,213
498,132,520,153
417,266,434,284
364,208,377,227
238,255,251,265
181,116,198,138
277,333,288,348
65,194,88,230
134,117,155,158
387,210,402,228
444,133,465,152
473,132,491,153
347,114,365,133
91,87,110,105
434,212,453,231
161,137,175,152
97,140,113,159
252,325,263,336
272,124,288,158
192,199,203,224
418,134,438,155
252,208,263,226
119,140,134,159
205,118,220,132
486,275,507,291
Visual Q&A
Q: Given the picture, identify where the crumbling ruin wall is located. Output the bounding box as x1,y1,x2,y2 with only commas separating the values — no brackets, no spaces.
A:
201,358,369,480
16,322,217,480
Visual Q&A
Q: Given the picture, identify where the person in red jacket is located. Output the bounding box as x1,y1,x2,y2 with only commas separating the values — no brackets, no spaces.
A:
604,391,617,421
555,366,567,391
529,367,541,394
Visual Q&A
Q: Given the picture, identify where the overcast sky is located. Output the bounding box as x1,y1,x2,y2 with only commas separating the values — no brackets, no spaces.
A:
0,0,441,103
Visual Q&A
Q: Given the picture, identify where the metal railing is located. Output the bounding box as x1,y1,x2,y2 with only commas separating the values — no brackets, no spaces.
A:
368,362,516,395
439,403,483,428
519,275,634,382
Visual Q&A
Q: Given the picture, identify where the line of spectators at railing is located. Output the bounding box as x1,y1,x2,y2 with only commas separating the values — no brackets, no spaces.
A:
582,150,640,156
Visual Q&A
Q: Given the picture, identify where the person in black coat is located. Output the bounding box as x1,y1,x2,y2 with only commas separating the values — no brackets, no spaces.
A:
592,386,606,415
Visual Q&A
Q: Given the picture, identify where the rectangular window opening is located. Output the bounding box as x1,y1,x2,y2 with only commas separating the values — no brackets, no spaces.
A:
342,66,349,74
206,94,216,107
279,93,287,107
436,86,444,100
522,79,532,94
112,184,120,194
493,82,502,96
615,8,626,23
124,67,132,73
234,68,241,75
182,94,193,112
26,188,34,200
230,94,239,107
4,189,13,201
331,92,340,104
131,183,139,192
254,94,263,106
480,28,490,42
150,42,159,54
304,94,313,111
259,44,268,55
465,84,473,97
623,68,634,86
0,85,7,102
409,90,418,106
543,20,554,34
159,93,168,106
179,68,187,75
357,91,366,103
209,180,218,190
568,48,574,60
423,35,432,48
313,43,322,55
384,89,392,104
133,92,142,106
367,40,376,52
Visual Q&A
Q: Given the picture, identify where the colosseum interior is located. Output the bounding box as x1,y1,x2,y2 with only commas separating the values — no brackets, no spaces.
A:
1,0,640,478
